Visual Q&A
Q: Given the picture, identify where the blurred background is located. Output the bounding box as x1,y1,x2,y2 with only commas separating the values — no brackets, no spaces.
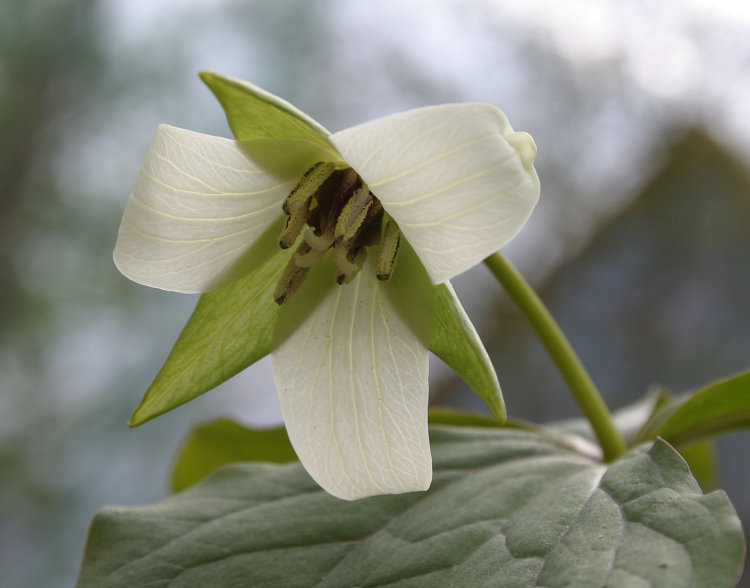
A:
1,0,749,586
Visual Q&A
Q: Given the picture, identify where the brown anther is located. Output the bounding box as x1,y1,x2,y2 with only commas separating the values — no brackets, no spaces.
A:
282,162,334,215
279,162,337,248
352,197,384,249
279,209,308,249
376,217,401,280
313,168,360,238
334,188,374,246
274,241,313,305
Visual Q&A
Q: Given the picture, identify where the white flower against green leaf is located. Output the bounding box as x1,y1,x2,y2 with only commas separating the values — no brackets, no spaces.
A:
114,72,540,500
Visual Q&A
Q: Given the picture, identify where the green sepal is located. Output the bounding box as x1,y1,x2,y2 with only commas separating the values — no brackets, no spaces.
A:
129,221,292,427
171,418,297,493
200,71,332,144
430,282,506,422
199,71,339,178
635,370,750,446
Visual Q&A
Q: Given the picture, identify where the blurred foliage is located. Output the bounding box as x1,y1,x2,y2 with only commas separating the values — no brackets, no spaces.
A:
171,419,297,493
0,0,96,331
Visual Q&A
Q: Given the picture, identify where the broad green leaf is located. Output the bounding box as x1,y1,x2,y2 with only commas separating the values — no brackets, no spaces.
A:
114,125,291,293
428,409,602,462
272,251,432,501
200,70,336,155
430,282,505,422
331,103,540,283
129,220,291,426
171,418,296,493
78,427,745,588
636,370,750,446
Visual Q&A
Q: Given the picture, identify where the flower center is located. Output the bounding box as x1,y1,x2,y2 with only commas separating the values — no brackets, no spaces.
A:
273,162,401,305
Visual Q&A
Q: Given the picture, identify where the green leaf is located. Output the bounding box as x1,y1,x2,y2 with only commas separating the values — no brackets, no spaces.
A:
678,440,718,490
428,409,603,461
129,221,291,426
428,407,503,428
78,427,745,588
430,283,506,422
636,370,750,446
171,418,297,493
200,71,338,177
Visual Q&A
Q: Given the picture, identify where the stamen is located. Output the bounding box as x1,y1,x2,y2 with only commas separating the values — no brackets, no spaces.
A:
279,209,308,249
350,196,383,249
334,188,374,247
335,247,367,284
279,161,337,248
274,241,313,305
314,168,359,238
282,162,335,215
376,217,401,280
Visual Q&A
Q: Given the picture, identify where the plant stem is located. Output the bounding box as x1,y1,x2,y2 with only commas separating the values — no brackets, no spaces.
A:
484,252,627,461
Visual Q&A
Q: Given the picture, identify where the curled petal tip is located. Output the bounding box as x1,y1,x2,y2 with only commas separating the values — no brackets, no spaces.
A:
507,131,538,170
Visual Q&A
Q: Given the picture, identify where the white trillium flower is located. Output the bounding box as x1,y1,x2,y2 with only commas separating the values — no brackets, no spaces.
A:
114,72,540,500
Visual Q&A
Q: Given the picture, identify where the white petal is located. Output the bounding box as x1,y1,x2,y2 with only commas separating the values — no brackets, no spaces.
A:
114,125,291,293
330,104,540,283
272,256,431,500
